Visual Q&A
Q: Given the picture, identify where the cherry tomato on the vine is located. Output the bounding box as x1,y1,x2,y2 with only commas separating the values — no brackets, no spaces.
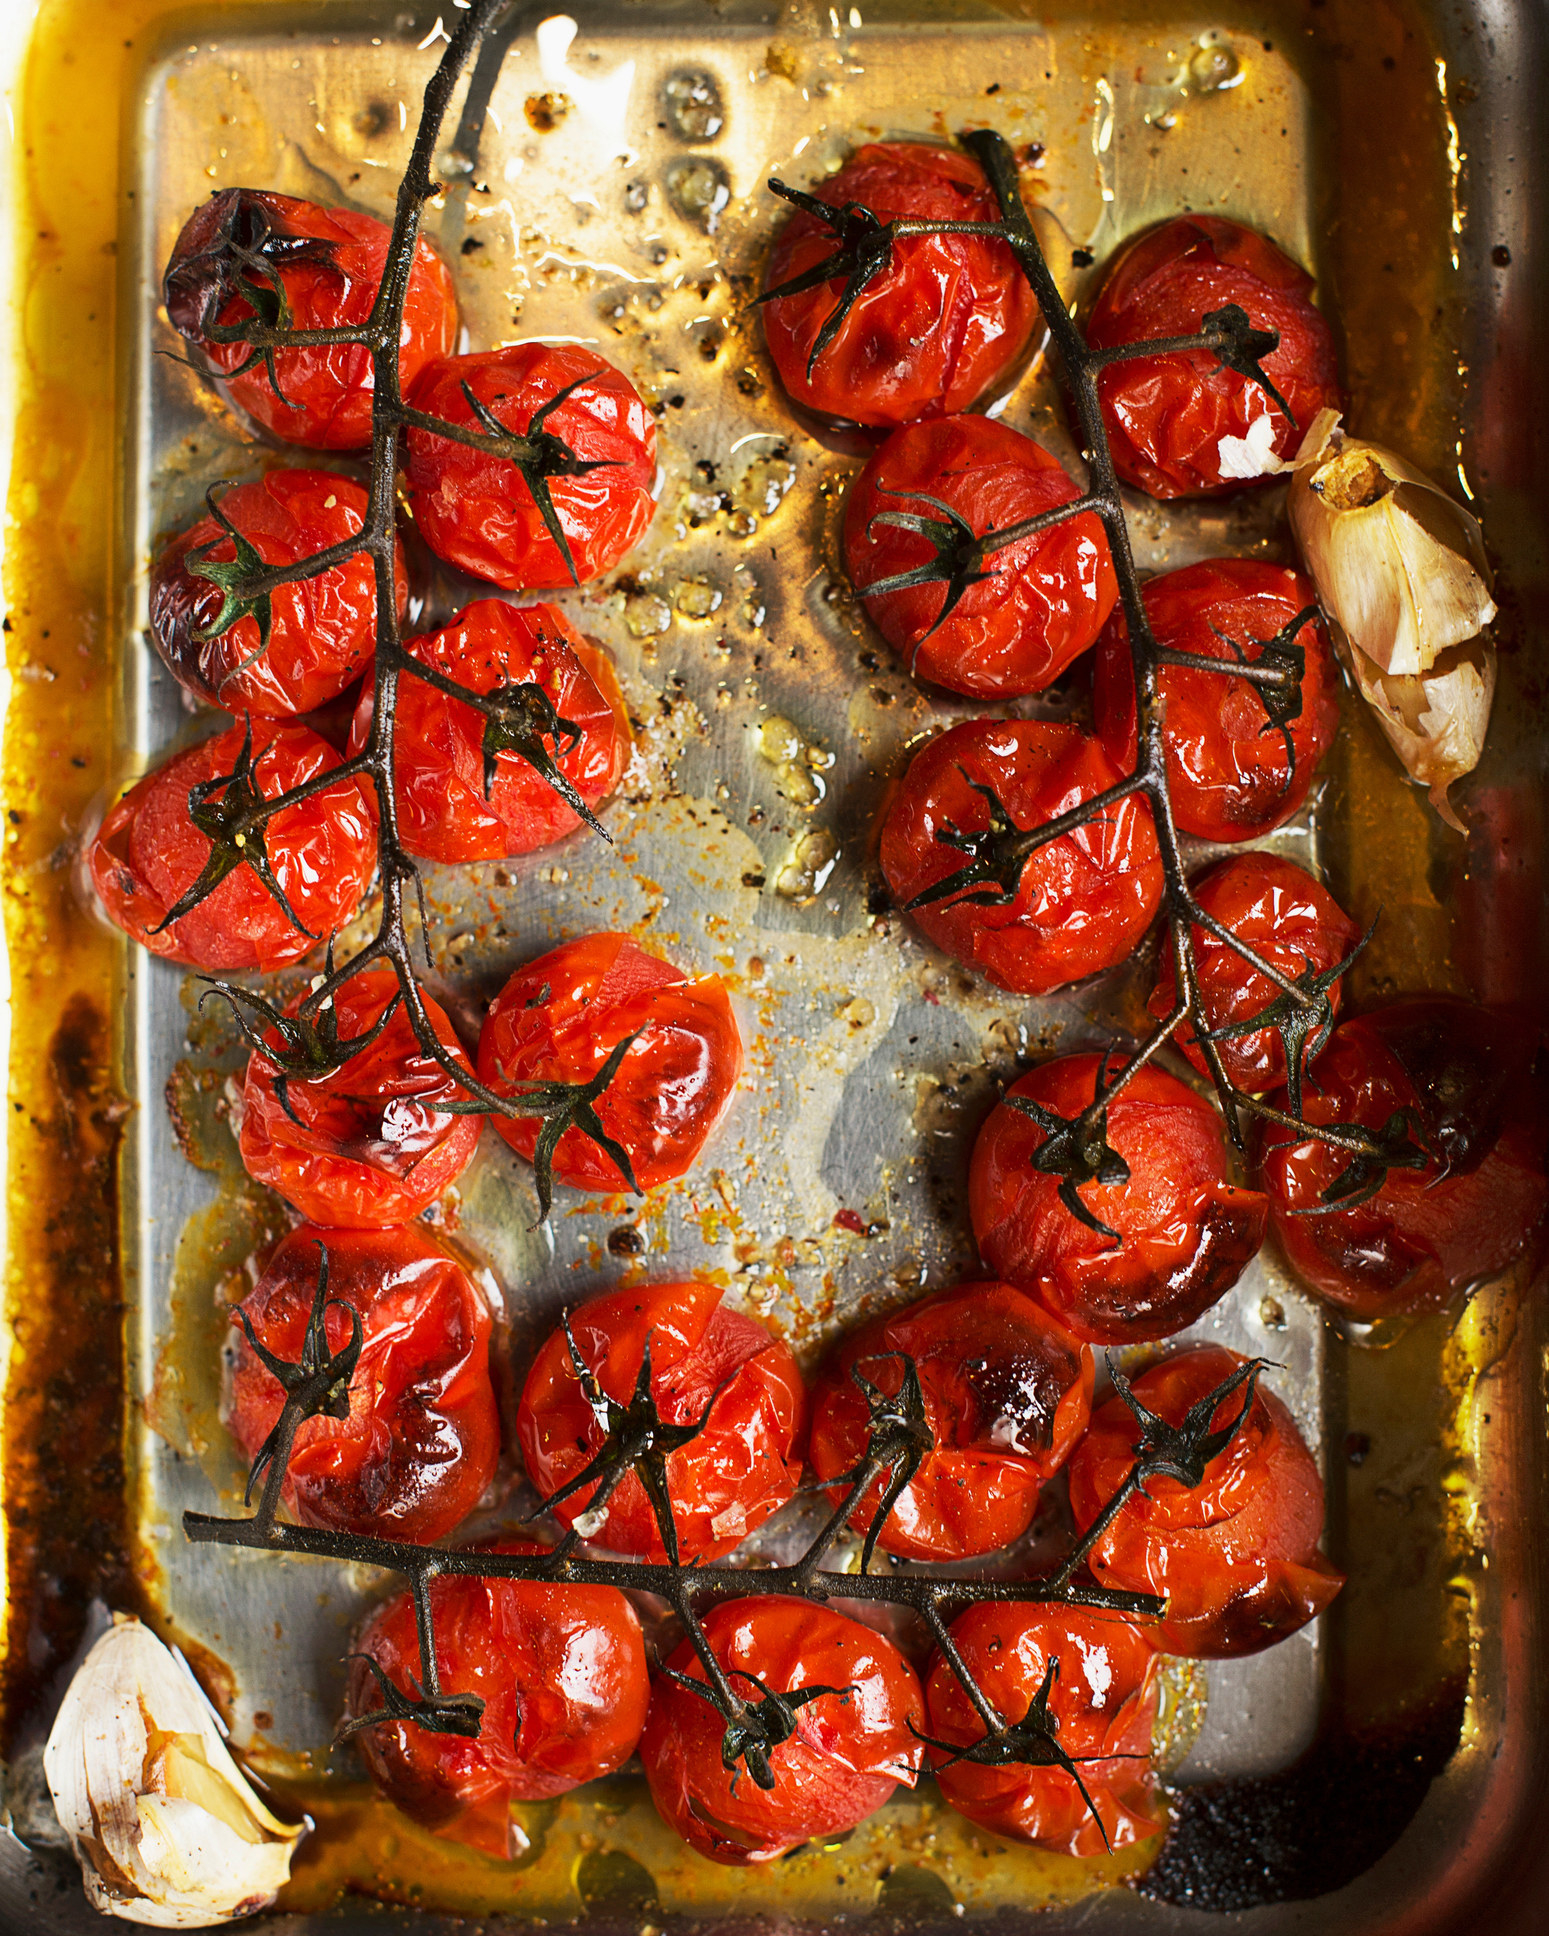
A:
226,1223,498,1543
806,1280,1092,1562
843,415,1117,697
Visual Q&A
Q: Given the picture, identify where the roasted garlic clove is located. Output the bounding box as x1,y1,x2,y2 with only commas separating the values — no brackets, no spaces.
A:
43,1616,304,1928
1333,624,1496,834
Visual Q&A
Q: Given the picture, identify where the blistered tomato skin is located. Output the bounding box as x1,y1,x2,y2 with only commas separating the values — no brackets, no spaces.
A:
807,1281,1091,1562
405,344,658,588
239,968,484,1227
924,1604,1162,1856
844,416,1118,698
348,600,630,863
345,1541,650,1858
162,188,457,450
86,718,376,974
1149,855,1362,1092
518,1281,806,1562
640,1597,924,1865
761,143,1038,430
226,1224,498,1545
1068,1348,1343,1657
970,1056,1268,1345
1258,997,1549,1320
879,720,1164,997
1094,559,1339,842
478,933,742,1194
1086,214,1343,499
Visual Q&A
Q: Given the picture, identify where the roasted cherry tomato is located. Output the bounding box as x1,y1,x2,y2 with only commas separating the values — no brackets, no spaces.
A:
843,415,1117,697
1068,1347,1343,1656
1085,214,1342,499
162,188,457,450
640,1597,923,1865
923,1604,1162,1857
1149,855,1362,1093
86,717,376,974
806,1281,1091,1562
226,1224,497,1543
149,470,406,718
345,1540,649,1857
348,599,629,863
970,1055,1268,1345
239,967,484,1227
1257,996,1549,1319
517,1280,805,1561
879,720,1163,997
1094,559,1339,842
761,142,1037,430
405,344,657,589
478,933,742,1196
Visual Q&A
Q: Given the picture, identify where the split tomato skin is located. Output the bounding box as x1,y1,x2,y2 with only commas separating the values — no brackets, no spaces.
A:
1094,559,1339,842
239,967,484,1227
149,470,405,717
1257,996,1549,1320
163,188,457,450
761,142,1038,430
924,1604,1162,1857
1086,214,1342,499
345,1541,650,1858
405,344,658,588
1068,1347,1343,1657
806,1281,1092,1562
640,1597,924,1865
1149,854,1362,1092
879,720,1164,997
226,1224,498,1544
348,600,630,862
970,1055,1269,1346
478,933,742,1195
86,717,376,974
517,1280,805,1562
843,415,1118,698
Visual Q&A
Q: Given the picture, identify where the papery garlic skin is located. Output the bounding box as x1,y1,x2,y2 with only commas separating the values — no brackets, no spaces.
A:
43,1616,303,1928
1333,625,1496,834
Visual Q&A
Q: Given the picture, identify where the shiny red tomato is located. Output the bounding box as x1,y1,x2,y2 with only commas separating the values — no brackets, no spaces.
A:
517,1280,805,1562
239,967,484,1227
348,599,629,863
1149,854,1362,1093
226,1223,497,1543
843,415,1117,698
163,189,456,450
1085,214,1342,498
86,717,376,973
1094,559,1339,842
345,1540,649,1857
477,933,742,1195
640,1597,923,1865
1257,996,1549,1319
806,1281,1092,1562
923,1604,1161,1857
879,720,1163,997
405,344,658,588
149,470,405,717
1068,1347,1343,1657
970,1055,1268,1345
761,142,1037,430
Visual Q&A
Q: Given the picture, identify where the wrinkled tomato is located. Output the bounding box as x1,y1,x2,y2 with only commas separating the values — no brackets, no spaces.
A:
806,1280,1092,1562
1068,1347,1343,1657
970,1055,1268,1345
879,719,1163,997
162,188,457,450
640,1596,923,1865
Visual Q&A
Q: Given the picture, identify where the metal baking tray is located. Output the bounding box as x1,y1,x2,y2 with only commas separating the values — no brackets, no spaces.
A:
2,0,1546,1929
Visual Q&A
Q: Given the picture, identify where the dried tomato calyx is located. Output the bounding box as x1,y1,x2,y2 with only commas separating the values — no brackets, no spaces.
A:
337,1652,486,1745
824,1352,936,1576
1003,1086,1132,1244
660,1666,855,1792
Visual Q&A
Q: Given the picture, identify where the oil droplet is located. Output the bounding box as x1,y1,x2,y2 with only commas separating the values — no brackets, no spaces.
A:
730,449,796,523
776,828,839,899
624,593,672,639
525,91,572,132
665,156,731,233
1189,40,1242,92
662,68,725,142
839,996,875,1029
623,180,648,214
758,716,803,763
1257,1295,1287,1331
675,577,722,619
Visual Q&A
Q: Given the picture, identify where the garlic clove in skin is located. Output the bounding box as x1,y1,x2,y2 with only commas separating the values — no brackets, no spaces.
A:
43,1616,304,1928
